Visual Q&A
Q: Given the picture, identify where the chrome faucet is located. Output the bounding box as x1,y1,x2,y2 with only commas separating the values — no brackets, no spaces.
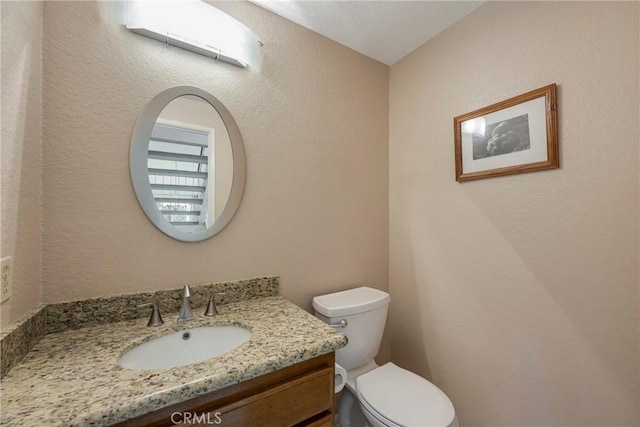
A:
177,284,194,322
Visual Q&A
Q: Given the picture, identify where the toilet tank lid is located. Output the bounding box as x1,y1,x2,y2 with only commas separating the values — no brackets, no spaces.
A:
312,286,390,317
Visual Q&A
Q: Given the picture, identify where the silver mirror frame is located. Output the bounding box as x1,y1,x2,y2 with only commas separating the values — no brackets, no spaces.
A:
130,86,246,242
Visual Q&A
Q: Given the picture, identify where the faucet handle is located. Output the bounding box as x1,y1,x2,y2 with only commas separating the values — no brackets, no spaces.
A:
137,303,164,327
204,292,227,317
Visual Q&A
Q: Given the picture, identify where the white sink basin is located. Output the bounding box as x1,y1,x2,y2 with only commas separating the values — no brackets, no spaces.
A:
117,325,251,370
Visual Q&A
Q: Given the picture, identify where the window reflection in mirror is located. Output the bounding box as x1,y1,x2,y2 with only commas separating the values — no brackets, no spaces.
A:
130,86,245,242
147,95,233,233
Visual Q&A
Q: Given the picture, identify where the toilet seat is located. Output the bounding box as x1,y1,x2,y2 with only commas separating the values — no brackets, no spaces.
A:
356,363,456,427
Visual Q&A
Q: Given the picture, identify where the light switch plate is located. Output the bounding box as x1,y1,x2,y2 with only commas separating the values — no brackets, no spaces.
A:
1,257,13,303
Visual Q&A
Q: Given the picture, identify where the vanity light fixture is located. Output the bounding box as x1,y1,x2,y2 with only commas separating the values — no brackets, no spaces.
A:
112,0,261,68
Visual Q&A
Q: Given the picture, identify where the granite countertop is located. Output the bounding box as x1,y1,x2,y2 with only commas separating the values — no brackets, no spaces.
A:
0,296,347,426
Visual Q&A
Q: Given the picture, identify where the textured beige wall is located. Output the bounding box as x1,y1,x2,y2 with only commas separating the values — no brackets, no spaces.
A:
41,2,389,314
0,1,43,326
389,2,639,426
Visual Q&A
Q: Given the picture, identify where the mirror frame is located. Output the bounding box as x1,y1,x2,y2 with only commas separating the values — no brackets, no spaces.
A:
130,86,246,242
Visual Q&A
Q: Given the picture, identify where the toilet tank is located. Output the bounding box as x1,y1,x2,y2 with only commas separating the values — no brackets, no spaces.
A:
313,287,390,370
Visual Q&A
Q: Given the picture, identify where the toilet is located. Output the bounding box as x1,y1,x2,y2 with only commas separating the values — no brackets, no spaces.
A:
313,287,458,427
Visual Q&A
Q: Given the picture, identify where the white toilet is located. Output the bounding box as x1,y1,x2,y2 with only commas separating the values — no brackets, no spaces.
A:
313,287,458,427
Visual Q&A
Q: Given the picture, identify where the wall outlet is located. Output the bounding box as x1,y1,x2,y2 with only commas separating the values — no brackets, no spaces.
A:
1,257,13,303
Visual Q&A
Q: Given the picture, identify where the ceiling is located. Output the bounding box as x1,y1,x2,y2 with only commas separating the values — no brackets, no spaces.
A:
249,0,485,65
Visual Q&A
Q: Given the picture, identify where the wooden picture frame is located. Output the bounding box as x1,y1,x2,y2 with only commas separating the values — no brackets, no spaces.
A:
454,84,558,182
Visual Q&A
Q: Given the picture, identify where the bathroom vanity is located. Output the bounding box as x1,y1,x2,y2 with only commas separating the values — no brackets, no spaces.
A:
0,280,346,426
116,353,335,427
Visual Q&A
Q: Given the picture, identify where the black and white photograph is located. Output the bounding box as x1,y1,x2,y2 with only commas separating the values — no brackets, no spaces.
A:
471,114,531,160
454,84,559,182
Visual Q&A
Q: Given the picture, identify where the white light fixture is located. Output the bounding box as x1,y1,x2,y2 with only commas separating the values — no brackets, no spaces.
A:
109,0,261,68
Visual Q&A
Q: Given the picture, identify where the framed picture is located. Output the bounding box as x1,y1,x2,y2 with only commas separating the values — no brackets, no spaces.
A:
454,84,558,182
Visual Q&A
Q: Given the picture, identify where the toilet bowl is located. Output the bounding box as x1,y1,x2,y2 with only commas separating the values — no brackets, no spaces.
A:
356,362,457,427
313,287,458,427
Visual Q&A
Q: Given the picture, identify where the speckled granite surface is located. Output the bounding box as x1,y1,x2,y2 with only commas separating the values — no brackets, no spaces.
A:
0,296,347,426
0,277,279,379
0,305,47,378
46,276,279,334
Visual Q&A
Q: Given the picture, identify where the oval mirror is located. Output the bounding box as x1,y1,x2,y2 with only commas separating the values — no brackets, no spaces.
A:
130,86,246,242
